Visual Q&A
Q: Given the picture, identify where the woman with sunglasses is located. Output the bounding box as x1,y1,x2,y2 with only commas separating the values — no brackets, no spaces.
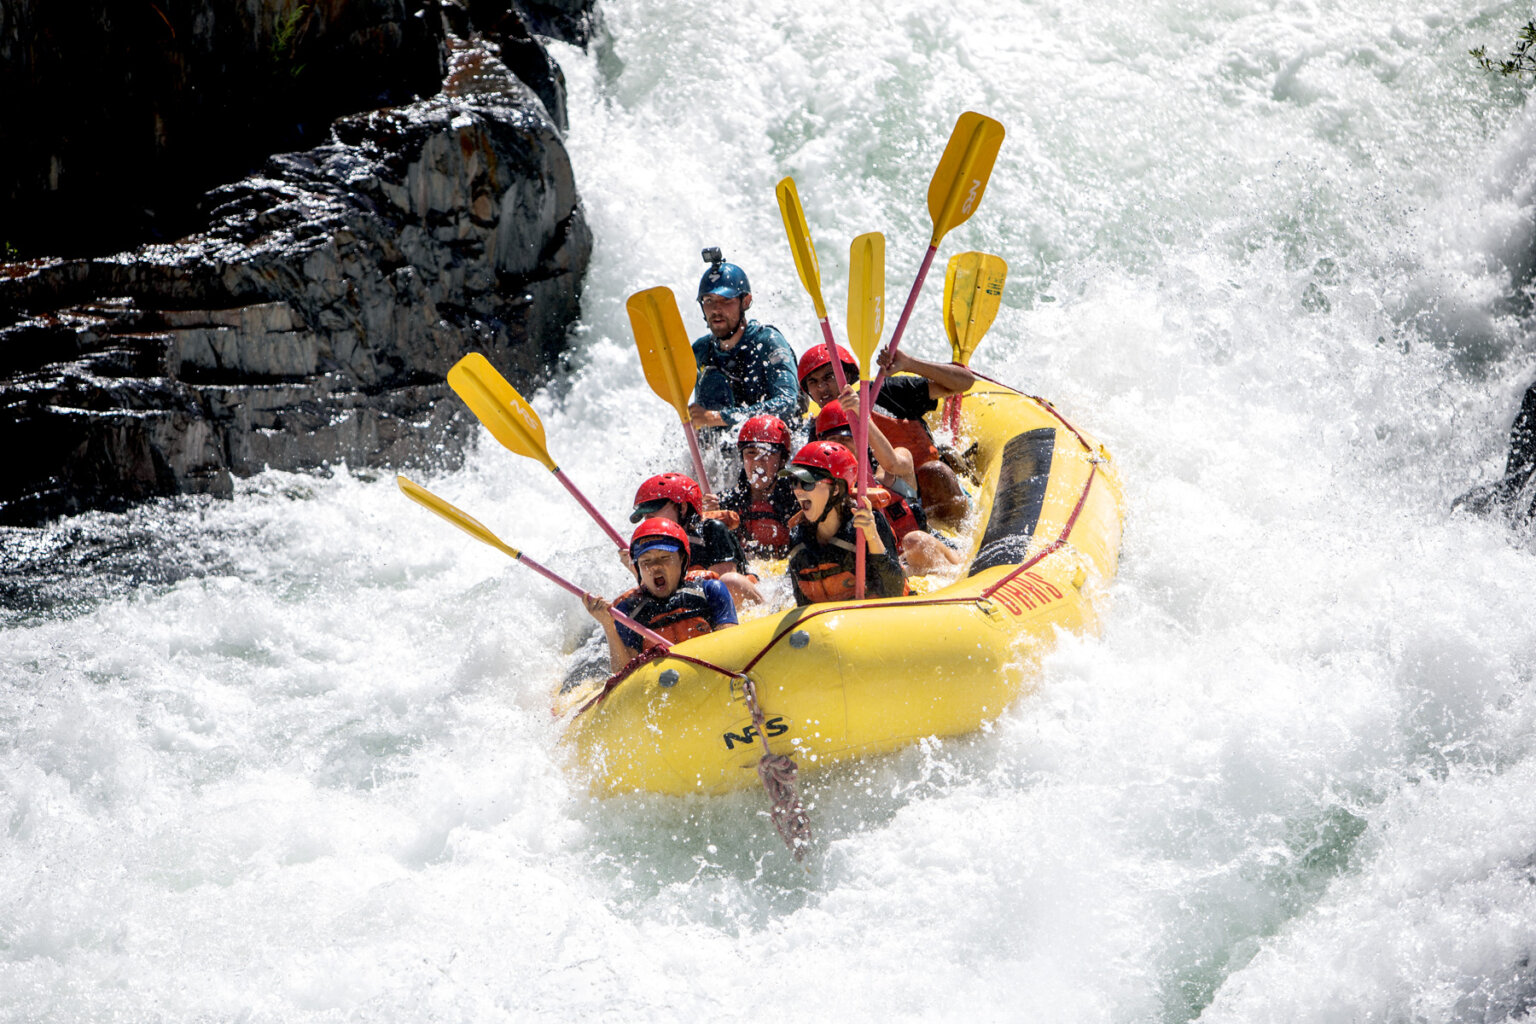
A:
780,441,907,606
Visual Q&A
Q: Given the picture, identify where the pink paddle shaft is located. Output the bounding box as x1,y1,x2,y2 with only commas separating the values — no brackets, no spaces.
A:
684,425,713,495
853,241,943,598
869,243,939,408
853,379,871,599
818,318,849,393
552,467,628,551
518,550,672,650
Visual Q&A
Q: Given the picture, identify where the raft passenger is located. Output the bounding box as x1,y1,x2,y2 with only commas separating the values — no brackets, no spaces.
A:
798,343,974,524
688,250,803,432
814,403,964,574
630,472,762,607
585,518,737,673
704,414,800,557
780,441,907,605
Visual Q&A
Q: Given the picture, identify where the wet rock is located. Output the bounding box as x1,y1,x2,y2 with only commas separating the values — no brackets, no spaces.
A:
0,0,450,258
0,24,593,526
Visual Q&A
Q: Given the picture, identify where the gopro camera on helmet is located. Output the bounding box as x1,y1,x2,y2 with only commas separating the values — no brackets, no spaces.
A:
701,247,723,266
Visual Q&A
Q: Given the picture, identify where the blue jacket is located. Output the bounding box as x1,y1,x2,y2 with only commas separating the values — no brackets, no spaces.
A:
692,321,802,429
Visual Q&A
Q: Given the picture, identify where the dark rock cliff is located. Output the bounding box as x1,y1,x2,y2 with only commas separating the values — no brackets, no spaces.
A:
0,0,597,526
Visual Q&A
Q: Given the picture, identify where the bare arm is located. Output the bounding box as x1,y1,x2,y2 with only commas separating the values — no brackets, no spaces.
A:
877,347,977,398
865,419,917,492
838,386,917,490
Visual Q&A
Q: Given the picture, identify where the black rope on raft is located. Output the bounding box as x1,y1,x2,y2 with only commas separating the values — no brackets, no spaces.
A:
739,674,811,860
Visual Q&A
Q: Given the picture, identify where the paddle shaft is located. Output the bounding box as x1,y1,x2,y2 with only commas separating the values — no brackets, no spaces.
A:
552,467,628,551
869,243,938,409
513,549,672,651
683,424,713,495
818,318,849,393
395,474,670,650
853,380,871,599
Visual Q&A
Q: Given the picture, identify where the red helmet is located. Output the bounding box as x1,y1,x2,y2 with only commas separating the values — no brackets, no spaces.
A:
737,414,791,451
813,402,853,437
796,344,859,387
629,516,690,563
782,440,858,490
631,472,702,523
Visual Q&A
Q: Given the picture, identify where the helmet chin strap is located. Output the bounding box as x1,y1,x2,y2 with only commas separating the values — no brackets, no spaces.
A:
812,482,846,527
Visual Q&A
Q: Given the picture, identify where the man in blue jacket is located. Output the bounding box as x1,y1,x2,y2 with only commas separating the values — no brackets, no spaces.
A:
688,250,803,432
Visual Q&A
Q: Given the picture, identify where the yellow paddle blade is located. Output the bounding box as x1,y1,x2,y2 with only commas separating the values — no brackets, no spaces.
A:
396,475,520,561
626,285,697,422
447,353,556,472
927,112,1006,245
846,232,886,378
942,251,1008,365
776,176,828,321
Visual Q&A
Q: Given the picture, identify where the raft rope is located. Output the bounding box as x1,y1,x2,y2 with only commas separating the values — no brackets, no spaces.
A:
576,379,1103,861
739,674,812,860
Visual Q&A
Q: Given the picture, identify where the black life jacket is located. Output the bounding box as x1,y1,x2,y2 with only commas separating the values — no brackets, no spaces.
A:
788,535,859,604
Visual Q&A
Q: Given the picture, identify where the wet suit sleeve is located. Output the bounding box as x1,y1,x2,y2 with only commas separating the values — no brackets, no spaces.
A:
702,578,738,627
612,593,643,655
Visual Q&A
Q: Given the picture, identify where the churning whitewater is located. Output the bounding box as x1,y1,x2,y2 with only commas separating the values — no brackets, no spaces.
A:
5,0,1536,1019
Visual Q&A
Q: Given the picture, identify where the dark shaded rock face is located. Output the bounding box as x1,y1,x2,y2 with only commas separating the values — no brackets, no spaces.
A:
1,0,450,258
0,2,595,526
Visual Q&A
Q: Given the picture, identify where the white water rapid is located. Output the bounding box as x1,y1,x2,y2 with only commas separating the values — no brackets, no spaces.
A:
5,0,1536,1019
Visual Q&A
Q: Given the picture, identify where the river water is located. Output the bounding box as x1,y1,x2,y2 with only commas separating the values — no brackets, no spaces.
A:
5,0,1536,1020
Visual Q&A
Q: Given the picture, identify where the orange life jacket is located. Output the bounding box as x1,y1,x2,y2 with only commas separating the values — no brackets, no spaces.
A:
865,486,925,545
743,497,791,552
616,573,722,649
872,410,940,468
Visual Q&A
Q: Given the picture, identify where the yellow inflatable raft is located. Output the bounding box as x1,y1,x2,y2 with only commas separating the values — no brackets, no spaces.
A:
556,377,1124,796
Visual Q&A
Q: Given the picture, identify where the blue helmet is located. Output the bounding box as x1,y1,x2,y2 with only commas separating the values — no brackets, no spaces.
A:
698,260,751,302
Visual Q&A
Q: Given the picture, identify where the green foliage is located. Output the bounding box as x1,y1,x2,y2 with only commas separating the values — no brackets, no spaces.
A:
1471,19,1536,77
271,3,311,78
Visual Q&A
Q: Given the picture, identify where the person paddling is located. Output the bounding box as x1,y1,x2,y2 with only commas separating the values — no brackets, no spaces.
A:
705,415,800,557
781,441,907,605
798,342,974,524
689,250,803,432
585,518,737,673
630,472,762,606
813,403,964,574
